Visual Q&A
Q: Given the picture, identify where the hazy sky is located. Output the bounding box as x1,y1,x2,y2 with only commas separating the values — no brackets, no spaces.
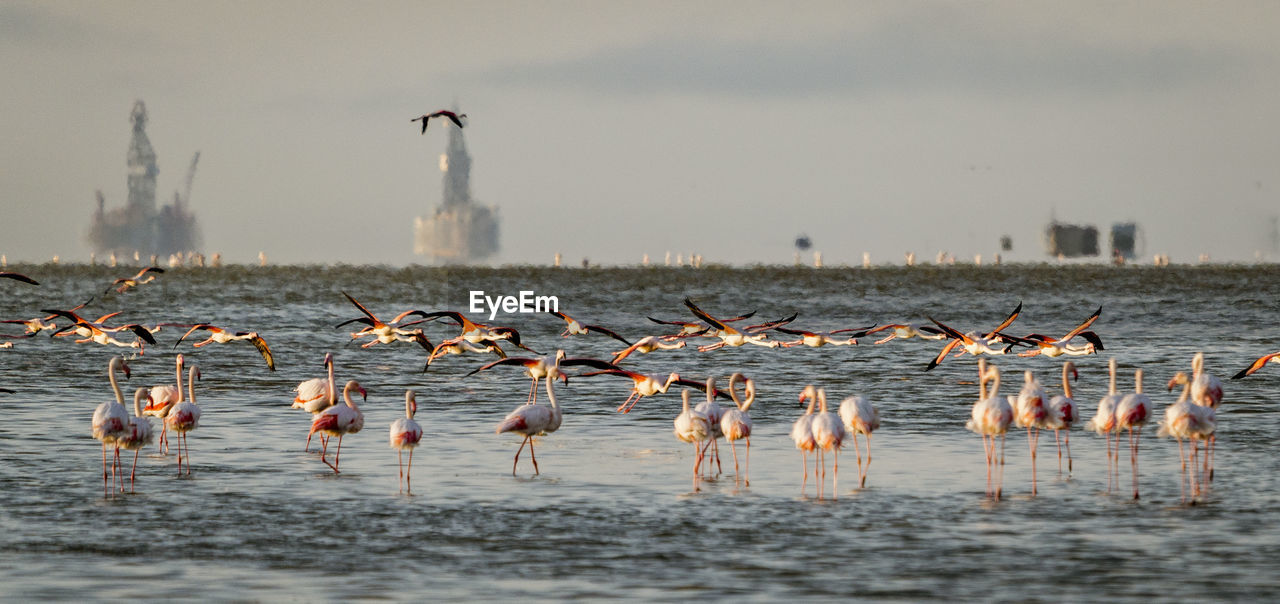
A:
3,1,1279,266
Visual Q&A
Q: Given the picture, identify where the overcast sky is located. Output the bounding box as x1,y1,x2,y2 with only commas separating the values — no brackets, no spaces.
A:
3,1,1279,266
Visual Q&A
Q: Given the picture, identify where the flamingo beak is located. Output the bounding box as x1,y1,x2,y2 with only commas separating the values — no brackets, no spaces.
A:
360,387,368,401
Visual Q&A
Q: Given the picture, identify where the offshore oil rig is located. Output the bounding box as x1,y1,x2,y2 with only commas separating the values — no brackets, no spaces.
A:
1043,218,1140,261
413,113,499,263
87,101,201,261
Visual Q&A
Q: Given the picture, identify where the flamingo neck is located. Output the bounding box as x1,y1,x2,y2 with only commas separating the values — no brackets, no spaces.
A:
405,392,416,418
326,357,337,406
108,358,125,405
1108,359,1117,395
187,366,198,405
1061,363,1073,398
545,377,558,410
343,382,361,410
133,389,147,417
175,357,186,403
988,369,1001,398
1134,370,1145,394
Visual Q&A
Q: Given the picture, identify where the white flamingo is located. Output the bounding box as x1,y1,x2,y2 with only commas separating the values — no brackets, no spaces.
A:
1013,370,1048,495
1085,358,1122,492
838,390,880,488
309,380,366,473
293,353,336,451
1044,361,1079,473
673,389,711,490
1115,369,1154,500
143,354,183,454
117,387,154,492
495,376,562,476
967,360,1013,499
390,390,423,492
693,376,725,476
166,363,202,475
1189,352,1224,481
1162,372,1217,501
92,356,131,492
805,386,846,498
720,373,756,485
791,386,819,494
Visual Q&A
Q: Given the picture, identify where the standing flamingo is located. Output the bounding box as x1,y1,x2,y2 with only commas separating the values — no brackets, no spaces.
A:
1086,358,1123,492
838,390,880,488
309,380,367,473
1162,373,1217,501
810,387,845,498
967,360,1013,499
390,390,423,493
92,356,131,492
1115,369,1154,500
1012,370,1048,495
166,363,202,475
144,354,184,454
495,375,561,476
673,389,711,490
294,353,336,451
1045,362,1079,473
719,373,756,485
694,376,725,476
117,388,154,492
1189,352,1223,481
792,386,819,494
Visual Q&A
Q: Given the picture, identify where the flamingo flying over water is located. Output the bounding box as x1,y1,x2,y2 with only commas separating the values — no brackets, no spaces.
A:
0,271,38,285
546,310,631,346
465,350,617,404
495,375,562,476
105,266,164,294
1232,350,1280,379
578,368,728,413
609,335,687,364
390,390,423,492
172,323,276,370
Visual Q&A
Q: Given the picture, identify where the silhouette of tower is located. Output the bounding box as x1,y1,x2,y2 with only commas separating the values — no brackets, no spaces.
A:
413,113,500,263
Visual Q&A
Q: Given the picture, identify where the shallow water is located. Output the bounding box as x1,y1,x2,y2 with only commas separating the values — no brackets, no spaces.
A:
1,263,1278,600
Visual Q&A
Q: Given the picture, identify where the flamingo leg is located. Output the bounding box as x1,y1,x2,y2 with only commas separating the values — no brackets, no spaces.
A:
406,448,415,494
1207,434,1215,483
997,434,1006,500
529,437,539,475
982,434,992,497
527,378,537,404
1190,440,1201,498
398,449,405,491
331,434,345,473
512,436,528,475
744,437,751,487
102,443,110,489
1054,429,1063,473
833,447,839,498
728,438,740,482
1027,427,1037,496
863,433,873,488
1177,438,1188,502
130,448,141,492
1130,427,1140,500
616,391,639,413
852,432,864,488
1065,431,1072,473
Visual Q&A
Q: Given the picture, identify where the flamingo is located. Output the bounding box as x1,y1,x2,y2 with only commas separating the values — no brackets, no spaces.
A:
578,369,727,413
1115,368,1154,500
423,336,507,370
495,375,561,476
673,389,711,490
861,323,948,344
1232,350,1280,379
1086,358,1123,492
44,308,156,351
682,298,789,351
838,390,880,488
335,291,434,350
609,335,686,364
809,387,846,498
720,373,756,485
547,310,631,346
1163,372,1217,500
411,109,466,133
172,323,275,370
309,380,367,473
1044,361,1079,473
465,350,617,404
406,310,539,353
1014,306,1104,358
293,353,336,451
1012,370,1049,495
1189,352,1224,481
166,363,202,475
694,376,726,476
648,309,755,337
117,388,154,492
966,360,1012,499
924,302,1025,369
143,354,185,454
390,390,423,493
0,271,39,285
791,386,819,494
92,356,131,492
774,325,874,348
105,266,164,294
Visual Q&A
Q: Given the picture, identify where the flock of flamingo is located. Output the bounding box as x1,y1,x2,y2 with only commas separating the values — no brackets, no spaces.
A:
2,268,1278,500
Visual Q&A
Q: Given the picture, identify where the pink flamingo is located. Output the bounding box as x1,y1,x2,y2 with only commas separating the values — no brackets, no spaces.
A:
1189,352,1223,481
1115,369,1154,500
1085,358,1122,492
390,390,423,492
495,375,561,476
92,356,131,492
117,387,155,492
166,363,202,475
1044,361,1079,473
719,373,756,485
693,376,725,476
838,391,880,488
1012,370,1048,495
673,389,711,490
1163,372,1217,501
809,387,846,498
293,353,336,451
967,360,1013,499
143,354,183,454
791,386,819,494
309,380,366,473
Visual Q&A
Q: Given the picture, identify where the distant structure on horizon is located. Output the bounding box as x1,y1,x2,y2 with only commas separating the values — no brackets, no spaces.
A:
87,100,201,260
1043,217,1140,260
413,114,499,263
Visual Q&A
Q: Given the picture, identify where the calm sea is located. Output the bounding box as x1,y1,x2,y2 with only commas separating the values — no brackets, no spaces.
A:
1,263,1278,600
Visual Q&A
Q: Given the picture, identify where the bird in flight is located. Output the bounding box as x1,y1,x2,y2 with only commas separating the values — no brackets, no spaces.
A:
411,110,465,133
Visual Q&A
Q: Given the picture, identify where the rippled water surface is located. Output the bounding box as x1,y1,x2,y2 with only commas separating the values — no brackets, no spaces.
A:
2,263,1279,600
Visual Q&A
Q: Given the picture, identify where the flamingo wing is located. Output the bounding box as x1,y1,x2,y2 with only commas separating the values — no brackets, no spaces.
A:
246,334,276,371
1232,351,1280,379
584,324,632,346
0,272,38,285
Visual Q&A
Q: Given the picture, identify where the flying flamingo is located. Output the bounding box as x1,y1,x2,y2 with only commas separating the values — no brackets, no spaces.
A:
861,323,948,344
791,386,819,494
838,390,880,488
720,373,756,485
495,375,562,476
924,302,1025,370
546,310,631,346
578,369,727,413
808,386,846,498
774,325,870,348
694,376,725,476
967,360,1013,499
648,309,756,337
1044,361,1079,473
1014,306,1103,358
609,335,686,364
143,354,184,454
105,266,165,294
466,350,617,404
1232,350,1280,379
166,363,202,475
92,356,131,492
293,353,337,451
1189,352,1224,481
1163,372,1217,501
1086,358,1123,492
1115,368,1154,500
390,390,423,493
423,336,507,370
411,109,466,133
1012,370,1049,495
309,380,367,473
682,298,789,351
673,389,711,490
117,387,154,492
172,323,275,370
